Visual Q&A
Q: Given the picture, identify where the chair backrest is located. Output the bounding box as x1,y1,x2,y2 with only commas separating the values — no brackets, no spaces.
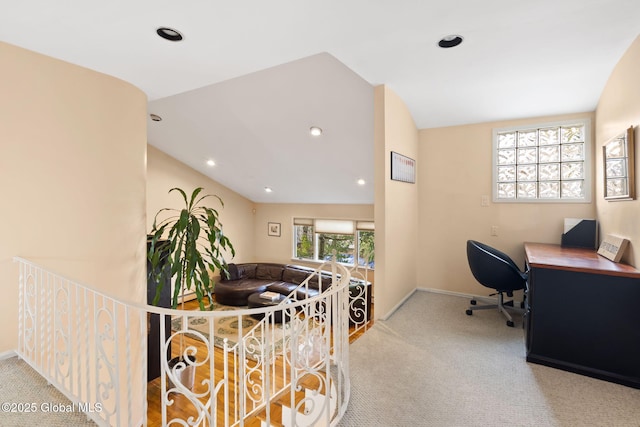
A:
466,240,527,292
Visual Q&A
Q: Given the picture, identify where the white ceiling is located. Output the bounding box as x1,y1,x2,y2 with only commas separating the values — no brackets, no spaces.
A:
2,1,640,204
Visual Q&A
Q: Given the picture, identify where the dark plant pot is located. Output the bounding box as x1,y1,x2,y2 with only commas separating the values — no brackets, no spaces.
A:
167,355,196,390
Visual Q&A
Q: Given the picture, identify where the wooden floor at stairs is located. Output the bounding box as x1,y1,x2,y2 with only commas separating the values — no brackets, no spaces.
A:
146,298,371,426
252,371,328,427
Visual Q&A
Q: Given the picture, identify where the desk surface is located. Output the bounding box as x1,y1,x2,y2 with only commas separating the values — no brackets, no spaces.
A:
524,242,640,278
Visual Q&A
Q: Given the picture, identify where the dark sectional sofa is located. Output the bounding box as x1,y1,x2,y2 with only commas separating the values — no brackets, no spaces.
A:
214,262,371,323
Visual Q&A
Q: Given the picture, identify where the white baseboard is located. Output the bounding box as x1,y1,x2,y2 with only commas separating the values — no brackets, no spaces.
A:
416,287,478,299
179,292,197,303
417,286,523,305
378,289,418,321
377,287,521,321
0,350,17,360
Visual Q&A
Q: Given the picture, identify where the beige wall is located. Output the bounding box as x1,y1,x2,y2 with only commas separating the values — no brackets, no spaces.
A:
147,146,375,286
146,145,256,270
374,85,419,319
418,112,596,296
595,35,640,267
5,32,634,350
252,203,374,267
0,42,148,352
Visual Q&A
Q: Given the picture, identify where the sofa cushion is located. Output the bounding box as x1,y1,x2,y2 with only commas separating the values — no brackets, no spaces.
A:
255,264,285,281
237,263,257,279
267,281,298,295
282,267,311,285
214,278,271,306
306,274,333,291
226,263,239,280
299,287,320,299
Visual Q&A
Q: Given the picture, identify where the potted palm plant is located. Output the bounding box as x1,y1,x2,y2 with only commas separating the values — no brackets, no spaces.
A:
147,187,235,310
147,187,235,390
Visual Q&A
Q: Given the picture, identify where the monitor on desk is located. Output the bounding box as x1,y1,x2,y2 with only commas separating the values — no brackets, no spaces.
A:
561,218,597,249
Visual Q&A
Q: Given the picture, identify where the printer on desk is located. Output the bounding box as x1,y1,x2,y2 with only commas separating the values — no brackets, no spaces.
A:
561,218,598,249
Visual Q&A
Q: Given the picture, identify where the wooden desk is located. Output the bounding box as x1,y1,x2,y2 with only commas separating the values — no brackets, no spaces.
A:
524,242,640,389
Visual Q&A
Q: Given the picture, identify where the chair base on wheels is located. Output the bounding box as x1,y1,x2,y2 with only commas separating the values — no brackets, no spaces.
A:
465,291,525,327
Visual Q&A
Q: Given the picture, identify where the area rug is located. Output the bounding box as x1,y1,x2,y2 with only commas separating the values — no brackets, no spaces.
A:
171,303,295,352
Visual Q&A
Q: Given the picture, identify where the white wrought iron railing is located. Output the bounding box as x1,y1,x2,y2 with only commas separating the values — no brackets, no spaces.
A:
14,257,369,426
346,266,372,338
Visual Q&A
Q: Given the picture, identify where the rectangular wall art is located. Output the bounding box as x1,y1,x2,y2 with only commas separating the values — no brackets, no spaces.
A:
268,222,281,237
604,126,635,200
390,151,416,183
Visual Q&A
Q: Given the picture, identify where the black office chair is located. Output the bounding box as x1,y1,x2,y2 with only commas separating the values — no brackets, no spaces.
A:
465,240,527,327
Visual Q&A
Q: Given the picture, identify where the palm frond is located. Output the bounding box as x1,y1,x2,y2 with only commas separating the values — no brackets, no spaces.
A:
147,187,235,310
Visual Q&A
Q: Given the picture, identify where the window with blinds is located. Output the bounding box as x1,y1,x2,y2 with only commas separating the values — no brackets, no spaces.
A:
293,218,375,268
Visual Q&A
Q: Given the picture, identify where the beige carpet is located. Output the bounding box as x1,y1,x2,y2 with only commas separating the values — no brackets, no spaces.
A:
339,291,640,426
0,357,97,427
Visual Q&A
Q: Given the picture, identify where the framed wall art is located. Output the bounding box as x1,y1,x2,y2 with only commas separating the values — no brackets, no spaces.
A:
603,126,635,201
390,151,416,183
268,222,281,237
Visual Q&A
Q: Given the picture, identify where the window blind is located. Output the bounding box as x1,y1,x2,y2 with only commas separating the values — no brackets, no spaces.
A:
293,218,313,226
356,221,375,231
314,219,354,234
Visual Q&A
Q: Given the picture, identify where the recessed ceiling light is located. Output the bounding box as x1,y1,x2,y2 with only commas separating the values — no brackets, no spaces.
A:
357,179,366,186
157,27,183,42
438,35,463,48
309,126,323,137
150,113,162,122
206,159,215,166
264,187,273,193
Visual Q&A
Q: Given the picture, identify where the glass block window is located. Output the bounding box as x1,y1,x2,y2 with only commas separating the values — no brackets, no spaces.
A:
493,120,591,202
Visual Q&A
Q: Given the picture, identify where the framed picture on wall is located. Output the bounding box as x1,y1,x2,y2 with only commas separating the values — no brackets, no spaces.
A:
390,151,416,183
268,222,281,237
604,126,635,201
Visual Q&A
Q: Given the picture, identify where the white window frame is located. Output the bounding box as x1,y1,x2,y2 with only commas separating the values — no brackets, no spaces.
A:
292,218,375,269
492,118,592,203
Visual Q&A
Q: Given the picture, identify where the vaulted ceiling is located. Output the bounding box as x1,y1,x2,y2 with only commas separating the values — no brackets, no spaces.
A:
2,1,640,203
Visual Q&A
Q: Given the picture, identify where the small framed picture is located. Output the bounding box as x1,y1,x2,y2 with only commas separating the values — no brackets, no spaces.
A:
604,126,635,201
391,151,416,183
268,222,281,237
